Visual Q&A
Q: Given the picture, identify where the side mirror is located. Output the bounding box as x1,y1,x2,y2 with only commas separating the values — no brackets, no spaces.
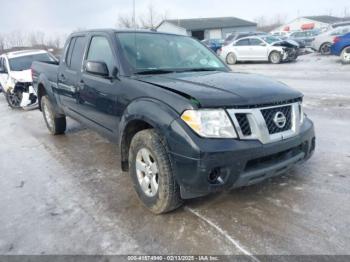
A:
260,43,267,46
85,61,109,77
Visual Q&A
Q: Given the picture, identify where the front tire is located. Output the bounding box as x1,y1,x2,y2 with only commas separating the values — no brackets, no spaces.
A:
319,42,331,55
5,90,22,109
341,46,350,65
129,129,183,214
41,95,66,135
269,51,282,64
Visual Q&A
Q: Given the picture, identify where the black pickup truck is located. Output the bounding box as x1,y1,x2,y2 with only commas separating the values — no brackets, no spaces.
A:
32,29,315,214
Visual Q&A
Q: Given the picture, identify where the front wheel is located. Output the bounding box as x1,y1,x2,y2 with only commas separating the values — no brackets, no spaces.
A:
129,129,183,214
341,47,350,64
5,90,23,109
41,95,66,135
269,51,282,64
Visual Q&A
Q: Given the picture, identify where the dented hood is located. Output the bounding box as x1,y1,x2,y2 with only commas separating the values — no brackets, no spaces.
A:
10,70,32,83
137,71,302,108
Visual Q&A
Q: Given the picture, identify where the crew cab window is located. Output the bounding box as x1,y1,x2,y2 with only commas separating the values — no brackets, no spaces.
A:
87,36,115,74
235,39,250,46
249,39,263,46
67,36,87,71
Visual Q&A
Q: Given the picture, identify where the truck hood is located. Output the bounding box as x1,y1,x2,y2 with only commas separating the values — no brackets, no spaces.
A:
9,70,32,83
137,71,302,107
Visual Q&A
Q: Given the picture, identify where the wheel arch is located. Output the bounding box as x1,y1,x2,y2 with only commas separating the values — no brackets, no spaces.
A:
119,98,179,172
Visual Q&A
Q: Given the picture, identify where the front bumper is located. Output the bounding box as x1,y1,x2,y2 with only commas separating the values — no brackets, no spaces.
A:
168,118,315,199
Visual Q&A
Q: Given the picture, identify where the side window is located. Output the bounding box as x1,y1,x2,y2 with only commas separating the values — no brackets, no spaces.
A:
65,37,76,67
249,38,263,46
69,36,87,71
87,36,115,74
235,39,250,46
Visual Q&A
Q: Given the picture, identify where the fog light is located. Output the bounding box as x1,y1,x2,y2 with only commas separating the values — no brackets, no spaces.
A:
208,168,224,185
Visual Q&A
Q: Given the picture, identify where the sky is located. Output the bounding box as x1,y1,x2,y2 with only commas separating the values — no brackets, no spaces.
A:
0,0,349,37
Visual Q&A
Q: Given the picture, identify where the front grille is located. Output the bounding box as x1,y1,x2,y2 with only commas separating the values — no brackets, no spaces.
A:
235,113,251,136
261,105,292,134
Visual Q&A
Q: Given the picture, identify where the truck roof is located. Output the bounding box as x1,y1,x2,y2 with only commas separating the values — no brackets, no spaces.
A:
69,28,183,37
4,49,48,59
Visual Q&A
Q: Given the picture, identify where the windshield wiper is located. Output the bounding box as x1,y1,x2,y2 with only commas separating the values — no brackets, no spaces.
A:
178,68,222,72
135,69,176,75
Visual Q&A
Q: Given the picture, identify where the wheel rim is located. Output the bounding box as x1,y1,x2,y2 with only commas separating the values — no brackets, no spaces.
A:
43,101,54,129
136,148,159,197
271,53,280,63
227,53,236,64
321,43,331,54
7,91,22,107
342,48,350,62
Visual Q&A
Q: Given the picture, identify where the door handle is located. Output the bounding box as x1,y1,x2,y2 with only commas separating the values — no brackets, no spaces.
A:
59,74,66,81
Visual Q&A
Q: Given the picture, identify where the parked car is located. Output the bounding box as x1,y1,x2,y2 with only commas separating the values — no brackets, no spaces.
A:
331,32,350,64
0,50,57,109
272,31,290,39
201,39,224,53
288,30,320,47
330,21,350,29
223,31,266,46
220,35,299,64
32,30,315,214
311,26,350,55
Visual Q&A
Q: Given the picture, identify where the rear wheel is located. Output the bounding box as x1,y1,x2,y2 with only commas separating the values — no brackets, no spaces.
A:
319,42,331,55
5,90,23,109
341,46,350,64
129,129,183,214
269,51,282,64
226,52,237,65
41,95,66,135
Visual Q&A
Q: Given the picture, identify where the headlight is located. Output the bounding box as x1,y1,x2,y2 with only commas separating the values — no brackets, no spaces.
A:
299,102,305,124
181,109,237,138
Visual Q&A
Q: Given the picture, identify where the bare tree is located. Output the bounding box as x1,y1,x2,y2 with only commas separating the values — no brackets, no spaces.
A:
139,2,166,29
6,30,25,47
0,34,6,52
117,13,136,28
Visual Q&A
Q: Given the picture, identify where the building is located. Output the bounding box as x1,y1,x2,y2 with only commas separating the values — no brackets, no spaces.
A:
272,16,345,33
156,17,257,40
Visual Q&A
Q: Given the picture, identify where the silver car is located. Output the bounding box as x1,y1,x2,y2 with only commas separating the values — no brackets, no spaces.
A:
311,26,350,55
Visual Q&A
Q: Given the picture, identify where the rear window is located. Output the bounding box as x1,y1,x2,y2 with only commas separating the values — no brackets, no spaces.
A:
8,53,55,71
66,36,87,71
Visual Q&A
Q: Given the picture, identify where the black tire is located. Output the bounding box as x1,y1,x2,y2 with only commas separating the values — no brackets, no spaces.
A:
41,95,66,135
226,52,237,65
269,51,282,64
129,129,183,214
319,43,332,55
5,90,23,109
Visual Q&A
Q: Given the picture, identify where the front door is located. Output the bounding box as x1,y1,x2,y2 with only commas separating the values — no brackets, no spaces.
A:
248,38,268,60
78,35,120,133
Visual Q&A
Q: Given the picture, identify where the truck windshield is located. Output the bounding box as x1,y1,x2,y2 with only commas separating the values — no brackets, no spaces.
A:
9,53,55,71
117,33,227,74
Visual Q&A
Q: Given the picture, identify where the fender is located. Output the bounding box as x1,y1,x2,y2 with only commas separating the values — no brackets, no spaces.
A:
118,97,181,170
36,73,65,115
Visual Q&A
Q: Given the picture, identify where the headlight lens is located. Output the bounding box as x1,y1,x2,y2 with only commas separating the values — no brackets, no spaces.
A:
181,109,237,138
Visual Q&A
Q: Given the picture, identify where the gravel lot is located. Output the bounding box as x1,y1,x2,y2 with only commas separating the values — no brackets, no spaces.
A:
0,53,349,258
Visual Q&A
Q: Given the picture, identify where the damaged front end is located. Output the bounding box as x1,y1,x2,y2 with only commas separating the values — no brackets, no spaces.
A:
273,41,299,62
4,81,38,109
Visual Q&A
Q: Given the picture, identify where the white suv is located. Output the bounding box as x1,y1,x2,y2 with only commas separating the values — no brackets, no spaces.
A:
311,26,350,55
0,50,56,109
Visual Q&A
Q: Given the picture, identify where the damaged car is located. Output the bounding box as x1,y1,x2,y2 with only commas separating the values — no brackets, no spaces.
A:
0,50,57,109
220,35,299,65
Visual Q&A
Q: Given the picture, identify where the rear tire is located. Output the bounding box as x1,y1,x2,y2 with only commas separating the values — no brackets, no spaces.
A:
319,42,331,55
226,52,237,65
129,129,183,214
269,51,282,64
41,95,66,135
5,90,23,109
341,46,350,65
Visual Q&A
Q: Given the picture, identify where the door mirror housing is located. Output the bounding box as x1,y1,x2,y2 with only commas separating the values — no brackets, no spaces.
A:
260,42,267,46
85,61,109,77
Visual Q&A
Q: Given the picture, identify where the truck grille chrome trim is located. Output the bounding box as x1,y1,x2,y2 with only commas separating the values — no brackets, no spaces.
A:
227,103,301,144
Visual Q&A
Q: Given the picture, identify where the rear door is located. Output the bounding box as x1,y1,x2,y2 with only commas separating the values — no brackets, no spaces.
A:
57,35,88,114
233,38,251,60
78,34,120,133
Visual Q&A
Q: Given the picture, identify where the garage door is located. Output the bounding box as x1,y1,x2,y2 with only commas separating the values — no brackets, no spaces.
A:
209,29,222,39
